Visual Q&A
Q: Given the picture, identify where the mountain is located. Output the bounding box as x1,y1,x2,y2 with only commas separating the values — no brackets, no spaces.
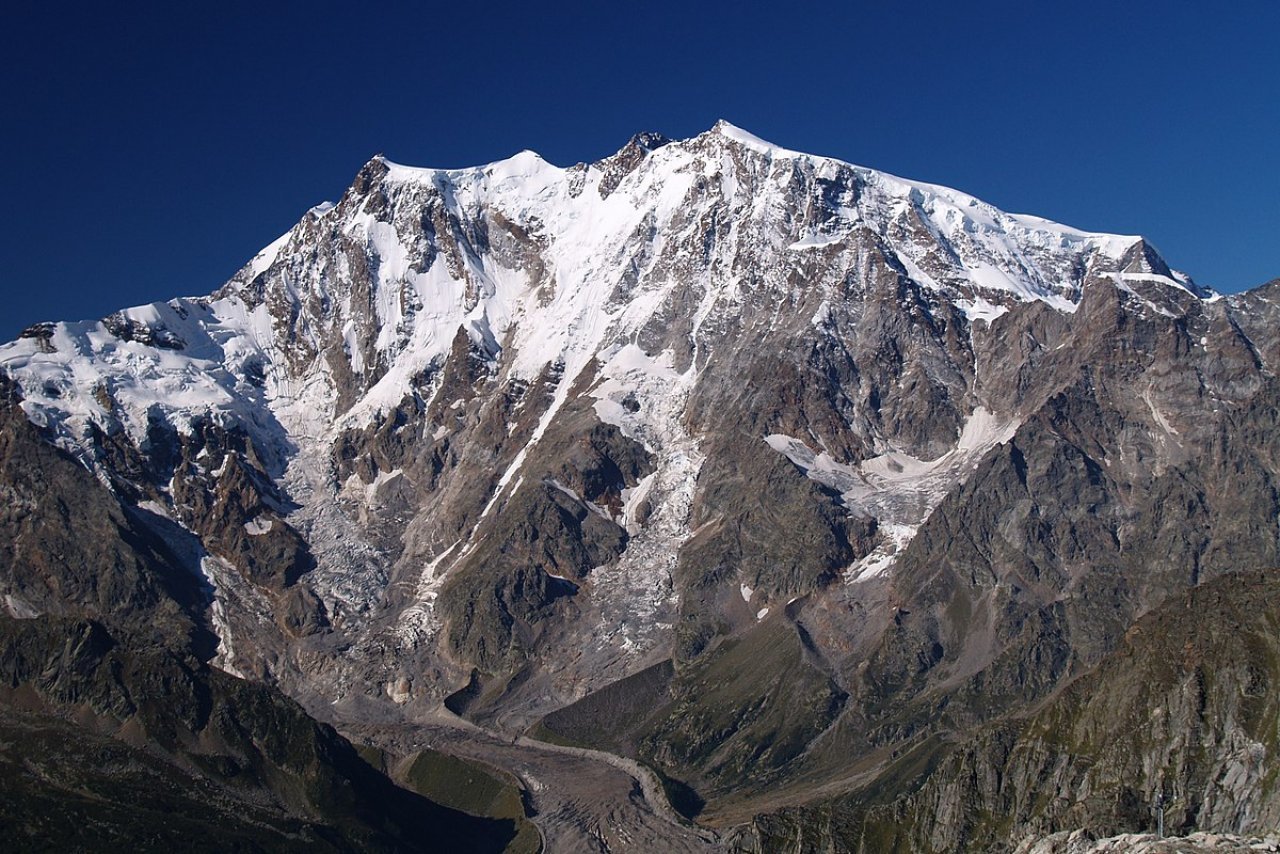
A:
2,121,1278,851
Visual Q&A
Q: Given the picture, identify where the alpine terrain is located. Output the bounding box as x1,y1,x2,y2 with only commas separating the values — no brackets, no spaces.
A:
4,121,1280,851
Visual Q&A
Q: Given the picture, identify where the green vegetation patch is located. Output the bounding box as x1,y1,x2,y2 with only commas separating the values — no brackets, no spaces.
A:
401,748,540,854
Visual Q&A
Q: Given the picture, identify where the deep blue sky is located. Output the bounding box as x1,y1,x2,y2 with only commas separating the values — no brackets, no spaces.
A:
3,1,1277,340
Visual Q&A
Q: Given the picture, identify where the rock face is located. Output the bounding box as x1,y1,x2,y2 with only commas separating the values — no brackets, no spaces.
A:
743,570,1280,852
1,122,1278,849
0,377,516,851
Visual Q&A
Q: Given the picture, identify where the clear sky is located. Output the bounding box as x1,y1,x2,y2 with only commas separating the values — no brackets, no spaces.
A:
3,0,1277,340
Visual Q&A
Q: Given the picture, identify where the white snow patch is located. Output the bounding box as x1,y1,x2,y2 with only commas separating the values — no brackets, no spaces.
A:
969,263,1078,314
1121,270,1200,295
1110,274,1178,317
766,408,1019,582
789,231,851,250
547,478,612,520
136,499,172,519
956,296,1010,324
1142,390,1180,437
712,120,800,157
243,517,275,535
4,594,40,619
847,522,919,582
619,471,657,534
200,556,247,679
342,468,404,506
342,320,364,374
396,541,463,643
247,230,292,278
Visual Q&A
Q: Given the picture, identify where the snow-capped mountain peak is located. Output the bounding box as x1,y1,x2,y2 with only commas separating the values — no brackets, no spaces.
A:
0,123,1212,481
708,118,800,156
5,123,1278,853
